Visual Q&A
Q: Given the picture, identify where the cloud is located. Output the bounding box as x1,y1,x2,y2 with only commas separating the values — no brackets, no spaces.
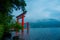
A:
12,0,60,22
44,9,60,20
25,0,60,22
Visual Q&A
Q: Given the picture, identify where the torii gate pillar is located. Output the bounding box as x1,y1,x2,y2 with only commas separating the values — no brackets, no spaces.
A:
22,14,24,34
16,11,27,35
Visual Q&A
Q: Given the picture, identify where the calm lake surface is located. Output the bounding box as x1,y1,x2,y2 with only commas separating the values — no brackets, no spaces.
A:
11,28,60,40
29,28,60,40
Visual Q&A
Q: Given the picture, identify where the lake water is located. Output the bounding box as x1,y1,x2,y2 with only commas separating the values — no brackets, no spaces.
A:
29,28,60,40
11,28,60,40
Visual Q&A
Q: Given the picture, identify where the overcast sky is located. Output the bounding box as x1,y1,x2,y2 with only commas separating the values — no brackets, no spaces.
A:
12,0,60,22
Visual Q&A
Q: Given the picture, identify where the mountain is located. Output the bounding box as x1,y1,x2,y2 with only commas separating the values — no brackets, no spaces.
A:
29,19,60,28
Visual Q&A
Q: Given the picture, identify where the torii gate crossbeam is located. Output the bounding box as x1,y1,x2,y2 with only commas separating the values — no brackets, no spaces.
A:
16,11,29,37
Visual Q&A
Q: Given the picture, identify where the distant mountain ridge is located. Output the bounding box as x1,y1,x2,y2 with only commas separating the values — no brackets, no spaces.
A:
30,19,60,28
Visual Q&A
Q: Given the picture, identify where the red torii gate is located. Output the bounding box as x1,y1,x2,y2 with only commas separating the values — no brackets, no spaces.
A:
16,11,29,36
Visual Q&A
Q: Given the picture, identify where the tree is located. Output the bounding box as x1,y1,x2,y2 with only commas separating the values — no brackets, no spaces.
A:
0,0,26,39
0,0,26,12
0,0,26,24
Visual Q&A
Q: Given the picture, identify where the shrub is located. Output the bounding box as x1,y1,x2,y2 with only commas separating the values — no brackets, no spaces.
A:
0,25,4,39
14,22,22,32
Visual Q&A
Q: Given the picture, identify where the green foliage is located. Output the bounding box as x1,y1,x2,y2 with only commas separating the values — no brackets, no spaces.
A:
0,25,4,39
0,0,26,24
8,20,22,32
0,0,26,31
0,0,26,13
0,0,26,39
11,22,22,32
14,22,22,30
